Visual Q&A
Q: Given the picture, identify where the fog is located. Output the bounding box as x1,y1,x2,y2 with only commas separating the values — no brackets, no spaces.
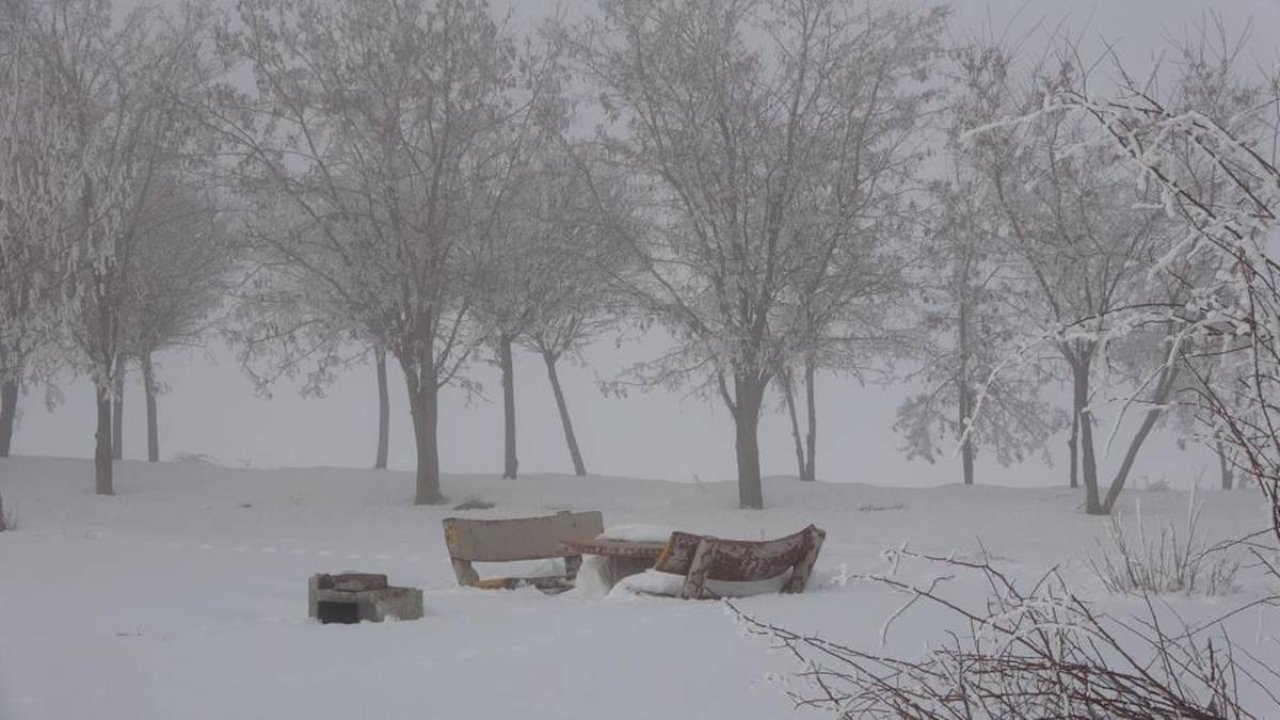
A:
8,0,1279,489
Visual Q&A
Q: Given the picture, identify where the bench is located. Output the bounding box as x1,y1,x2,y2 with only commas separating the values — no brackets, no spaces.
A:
442,511,605,592
651,525,826,599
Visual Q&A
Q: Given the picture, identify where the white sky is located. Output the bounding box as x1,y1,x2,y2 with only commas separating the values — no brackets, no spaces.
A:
10,0,1280,490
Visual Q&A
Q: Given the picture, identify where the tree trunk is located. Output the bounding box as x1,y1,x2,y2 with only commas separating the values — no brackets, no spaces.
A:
957,300,974,485
731,374,766,510
142,353,159,463
403,363,443,505
95,381,114,496
543,350,586,476
960,427,975,487
0,378,17,458
1216,439,1234,490
499,335,518,479
112,367,124,461
1067,410,1079,489
374,348,389,470
1071,357,1103,514
958,376,975,487
1099,365,1179,514
803,359,817,482
781,368,806,479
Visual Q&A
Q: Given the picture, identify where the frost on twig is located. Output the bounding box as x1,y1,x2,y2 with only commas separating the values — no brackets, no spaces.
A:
729,547,1278,719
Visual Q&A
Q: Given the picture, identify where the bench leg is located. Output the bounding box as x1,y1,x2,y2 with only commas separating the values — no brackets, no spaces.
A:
564,554,583,581
451,558,481,587
784,528,826,593
679,540,718,600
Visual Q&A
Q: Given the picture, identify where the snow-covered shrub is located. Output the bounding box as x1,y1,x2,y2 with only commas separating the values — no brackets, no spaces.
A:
732,547,1276,719
1090,501,1240,596
857,503,906,513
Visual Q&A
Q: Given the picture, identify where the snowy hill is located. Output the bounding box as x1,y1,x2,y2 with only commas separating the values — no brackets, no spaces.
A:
0,457,1274,719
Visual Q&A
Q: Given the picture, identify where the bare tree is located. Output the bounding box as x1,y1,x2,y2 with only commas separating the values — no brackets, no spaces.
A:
895,46,1066,487
518,148,628,477
28,0,210,494
214,0,559,504
772,6,939,483
569,0,945,507
472,134,625,479
958,44,1195,514
896,168,1063,485
470,132,566,481
1046,23,1280,539
0,0,77,458
116,183,233,462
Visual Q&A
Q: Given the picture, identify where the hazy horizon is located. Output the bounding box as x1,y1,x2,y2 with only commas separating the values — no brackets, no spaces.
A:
7,0,1277,490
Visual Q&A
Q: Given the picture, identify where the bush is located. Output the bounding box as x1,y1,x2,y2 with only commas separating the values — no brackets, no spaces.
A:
1090,500,1240,597
857,503,906,513
731,547,1277,719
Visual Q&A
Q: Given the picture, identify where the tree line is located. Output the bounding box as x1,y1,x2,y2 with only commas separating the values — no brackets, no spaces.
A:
1,0,1276,513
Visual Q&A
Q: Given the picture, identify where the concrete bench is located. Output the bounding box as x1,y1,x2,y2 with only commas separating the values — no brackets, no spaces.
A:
442,511,605,592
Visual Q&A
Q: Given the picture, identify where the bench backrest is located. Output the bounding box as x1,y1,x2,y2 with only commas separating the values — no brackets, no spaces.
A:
653,525,826,597
442,511,605,563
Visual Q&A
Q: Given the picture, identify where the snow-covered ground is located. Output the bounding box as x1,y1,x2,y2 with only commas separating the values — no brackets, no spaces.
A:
1,456,1276,719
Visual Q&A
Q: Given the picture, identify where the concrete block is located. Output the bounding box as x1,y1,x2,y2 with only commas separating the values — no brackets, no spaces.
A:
309,574,423,624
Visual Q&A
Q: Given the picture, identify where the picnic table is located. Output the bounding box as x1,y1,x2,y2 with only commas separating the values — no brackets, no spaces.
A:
560,537,667,589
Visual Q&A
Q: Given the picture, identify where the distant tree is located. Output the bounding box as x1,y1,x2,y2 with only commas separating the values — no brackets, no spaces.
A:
214,0,561,504
895,46,1064,486
895,175,1063,486
771,3,940,483
518,149,628,477
227,195,388,465
569,0,946,507
117,183,233,462
471,129,567,481
472,133,624,479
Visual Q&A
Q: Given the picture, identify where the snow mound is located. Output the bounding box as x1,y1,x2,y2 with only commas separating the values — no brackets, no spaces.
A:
598,523,675,542
610,569,793,598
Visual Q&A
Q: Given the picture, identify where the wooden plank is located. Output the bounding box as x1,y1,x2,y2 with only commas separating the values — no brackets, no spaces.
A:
442,511,604,563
